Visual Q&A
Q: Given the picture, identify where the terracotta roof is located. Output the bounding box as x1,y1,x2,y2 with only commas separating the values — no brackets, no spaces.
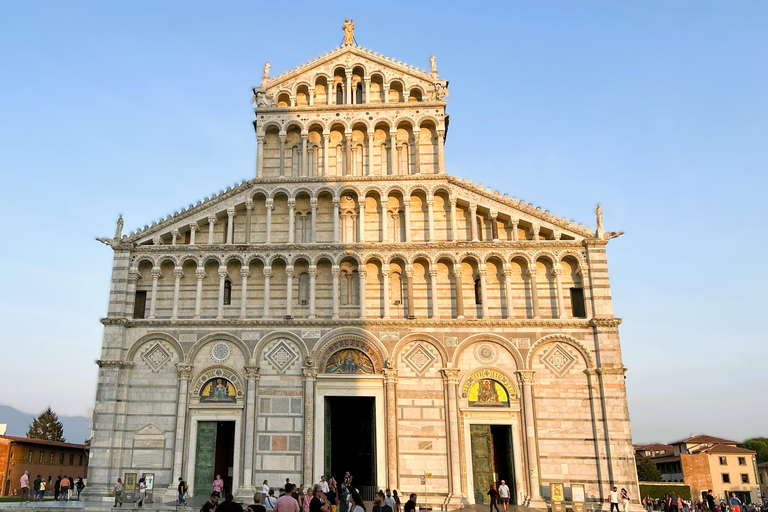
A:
637,443,674,452
670,434,738,446
757,462,768,468
692,444,755,455
0,435,88,450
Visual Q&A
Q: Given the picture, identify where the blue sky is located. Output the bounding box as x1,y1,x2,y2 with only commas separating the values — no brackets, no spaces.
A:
0,2,766,443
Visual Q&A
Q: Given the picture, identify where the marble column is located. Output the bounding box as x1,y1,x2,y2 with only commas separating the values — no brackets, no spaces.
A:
367,131,374,175
242,366,260,492
171,266,183,319
389,135,398,175
226,207,235,244
171,364,193,489
302,367,317,486
531,224,540,242
490,211,499,241
148,266,161,319
207,215,217,244
256,135,265,177
503,269,515,319
469,204,479,241
194,269,206,319
240,268,250,318
310,199,318,243
245,200,252,244
126,268,139,319
288,199,296,244
171,229,179,245
441,369,462,497
262,267,272,318
554,265,566,319
403,200,412,242
358,269,367,318
454,269,464,319
333,199,340,243
450,198,458,242
426,197,435,242
383,84,390,103
479,269,489,318
344,133,352,175
580,268,593,318
308,87,315,106
364,77,371,104
327,84,333,105
412,130,421,174
265,199,274,243
528,267,540,319
510,220,519,241
308,267,317,318
345,71,352,105
278,134,286,177
188,224,197,246
383,368,399,489
331,266,340,319
380,201,388,242
437,129,445,174
405,267,415,319
382,265,391,319
285,266,294,318
322,133,329,176
217,269,227,318
358,201,365,243
517,371,542,502
301,133,308,177
429,269,439,319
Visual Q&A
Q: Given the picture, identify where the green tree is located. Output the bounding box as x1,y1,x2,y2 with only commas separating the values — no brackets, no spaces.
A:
27,407,66,442
637,456,663,482
739,437,768,464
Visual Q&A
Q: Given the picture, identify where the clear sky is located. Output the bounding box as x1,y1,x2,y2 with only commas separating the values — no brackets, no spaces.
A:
0,2,766,444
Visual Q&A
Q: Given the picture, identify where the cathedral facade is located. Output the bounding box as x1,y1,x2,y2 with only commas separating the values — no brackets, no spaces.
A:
88,25,639,509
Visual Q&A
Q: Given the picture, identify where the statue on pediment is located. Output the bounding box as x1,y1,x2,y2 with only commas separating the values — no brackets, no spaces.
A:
595,203,604,238
431,81,449,101
343,18,355,46
262,61,271,85
115,215,123,239
429,54,437,76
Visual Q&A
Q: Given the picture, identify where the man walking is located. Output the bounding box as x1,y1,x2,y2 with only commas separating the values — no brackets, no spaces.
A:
487,484,500,512
32,476,42,502
498,480,510,511
19,471,31,504
373,491,392,512
177,477,188,506
404,494,417,512
384,490,395,510
705,491,716,512
276,484,300,512
319,477,330,495
60,476,70,501
608,487,620,512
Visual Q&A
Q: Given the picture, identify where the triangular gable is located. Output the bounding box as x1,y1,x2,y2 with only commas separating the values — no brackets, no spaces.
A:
135,424,164,436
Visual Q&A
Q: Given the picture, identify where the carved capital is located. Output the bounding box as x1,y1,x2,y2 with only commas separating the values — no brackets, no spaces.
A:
308,268,318,278
189,223,198,232
440,368,460,385
516,370,536,385
263,267,273,278
196,268,207,280
286,265,295,277
310,199,318,209
240,268,251,278
359,269,367,278
150,267,162,279
429,269,438,277
287,199,296,208
383,368,399,383
489,210,498,219
128,268,140,281
208,215,217,225
176,363,193,380
453,269,463,278
171,228,180,239
218,269,228,279
245,198,253,209
302,367,318,381
256,135,265,143
478,269,487,278
227,207,236,217
244,366,261,379
266,198,274,209
279,134,287,142
331,266,340,277
173,266,184,279
469,204,477,213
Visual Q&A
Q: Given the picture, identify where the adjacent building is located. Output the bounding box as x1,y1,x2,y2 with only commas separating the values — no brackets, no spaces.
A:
0,435,89,496
87,22,639,509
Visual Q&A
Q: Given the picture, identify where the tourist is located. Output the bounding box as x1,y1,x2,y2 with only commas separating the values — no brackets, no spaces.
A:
498,480,510,511
404,494,417,512
487,484,500,512
609,487,620,512
38,479,46,501
292,484,301,503
326,484,338,512
213,474,225,497
76,478,85,500
320,476,330,494
348,491,365,512
19,470,30,503
218,493,243,512
178,477,188,506
303,485,313,512
676,495,683,512
136,476,147,507
113,478,123,508
729,494,741,512
60,475,70,502
202,493,219,512
392,491,402,512
338,484,348,512
385,490,395,510
54,475,61,501
32,475,42,502
276,484,300,512
706,491,716,512
343,472,353,486
249,492,267,512
373,490,393,512
265,490,277,511
621,488,631,512
263,481,271,497
310,484,331,512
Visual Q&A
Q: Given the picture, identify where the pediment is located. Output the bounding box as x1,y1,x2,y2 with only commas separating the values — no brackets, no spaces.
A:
135,424,164,436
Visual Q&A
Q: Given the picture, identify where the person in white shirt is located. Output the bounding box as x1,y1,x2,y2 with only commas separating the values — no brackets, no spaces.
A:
319,476,330,494
497,480,510,511
609,487,620,512
385,490,395,510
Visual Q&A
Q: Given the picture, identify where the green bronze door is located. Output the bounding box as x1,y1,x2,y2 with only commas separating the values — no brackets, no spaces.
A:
471,424,493,505
195,422,217,496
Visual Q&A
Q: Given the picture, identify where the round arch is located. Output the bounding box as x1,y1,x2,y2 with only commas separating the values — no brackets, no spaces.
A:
391,333,448,369
312,328,387,372
526,333,594,369
452,333,524,369
185,332,251,365
125,332,184,363
253,330,309,363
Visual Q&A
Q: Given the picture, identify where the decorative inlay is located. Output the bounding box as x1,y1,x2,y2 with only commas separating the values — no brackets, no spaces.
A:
209,341,232,363
259,387,303,397
403,343,436,376
301,330,321,338
380,331,399,342
473,343,498,365
242,331,261,341
461,368,517,400
265,340,299,373
398,390,443,400
179,334,197,343
443,336,458,347
142,343,172,373
318,337,383,374
540,343,576,376
513,338,530,349
192,367,243,398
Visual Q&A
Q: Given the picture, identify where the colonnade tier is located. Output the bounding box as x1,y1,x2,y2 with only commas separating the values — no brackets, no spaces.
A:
127,248,591,322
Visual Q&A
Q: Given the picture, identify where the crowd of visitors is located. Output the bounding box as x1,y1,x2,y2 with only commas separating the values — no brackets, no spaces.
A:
642,492,767,512
16,470,85,503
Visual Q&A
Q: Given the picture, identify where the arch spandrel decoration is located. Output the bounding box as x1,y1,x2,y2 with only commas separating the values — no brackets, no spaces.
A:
318,338,383,374
192,367,244,401
460,368,518,402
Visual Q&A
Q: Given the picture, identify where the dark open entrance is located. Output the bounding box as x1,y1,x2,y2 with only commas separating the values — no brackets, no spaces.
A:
324,397,376,487
194,421,235,497
470,424,515,505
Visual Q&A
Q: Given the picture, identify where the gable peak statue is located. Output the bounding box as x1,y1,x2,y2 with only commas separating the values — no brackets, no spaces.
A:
343,18,355,46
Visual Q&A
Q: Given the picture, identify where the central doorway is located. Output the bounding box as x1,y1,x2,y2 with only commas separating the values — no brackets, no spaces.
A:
194,421,235,497
324,397,376,487
470,424,515,505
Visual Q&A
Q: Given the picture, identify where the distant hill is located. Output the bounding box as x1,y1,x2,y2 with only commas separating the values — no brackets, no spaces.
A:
0,405,91,444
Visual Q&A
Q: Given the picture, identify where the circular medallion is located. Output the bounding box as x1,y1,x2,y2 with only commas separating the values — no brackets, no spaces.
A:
474,343,499,365
210,342,231,363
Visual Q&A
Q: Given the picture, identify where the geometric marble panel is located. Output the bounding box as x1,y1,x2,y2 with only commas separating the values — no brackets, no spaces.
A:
209,341,232,363
265,340,299,374
540,343,576,377
473,343,498,365
403,343,436,376
142,343,172,373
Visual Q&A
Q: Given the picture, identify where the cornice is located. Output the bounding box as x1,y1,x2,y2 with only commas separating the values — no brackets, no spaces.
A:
255,101,446,115
589,318,623,328
96,359,134,368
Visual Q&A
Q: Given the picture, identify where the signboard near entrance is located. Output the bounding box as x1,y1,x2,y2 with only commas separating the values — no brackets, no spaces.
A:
550,483,565,512
571,484,586,512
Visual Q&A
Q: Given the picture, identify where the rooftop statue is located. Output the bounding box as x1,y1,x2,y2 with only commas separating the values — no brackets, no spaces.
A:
429,54,438,76
262,61,271,86
115,214,124,239
343,18,355,46
595,203,604,238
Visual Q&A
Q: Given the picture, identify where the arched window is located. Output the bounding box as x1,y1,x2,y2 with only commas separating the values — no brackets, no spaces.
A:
336,85,344,105
299,273,310,304
224,280,232,305
391,271,403,305
356,84,363,104
474,278,482,304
